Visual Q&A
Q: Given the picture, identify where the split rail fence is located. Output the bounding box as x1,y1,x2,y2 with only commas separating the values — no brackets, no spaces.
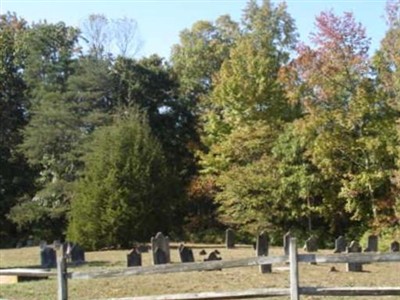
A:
54,238,400,300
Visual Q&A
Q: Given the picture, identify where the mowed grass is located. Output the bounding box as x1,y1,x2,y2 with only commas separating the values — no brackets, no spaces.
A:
0,243,399,300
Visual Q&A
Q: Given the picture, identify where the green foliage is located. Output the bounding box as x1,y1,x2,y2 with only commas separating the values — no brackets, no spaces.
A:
198,0,297,234
67,108,181,250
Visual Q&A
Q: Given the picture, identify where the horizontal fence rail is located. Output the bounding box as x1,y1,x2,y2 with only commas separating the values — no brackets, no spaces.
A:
101,288,291,300
70,255,287,279
0,268,56,277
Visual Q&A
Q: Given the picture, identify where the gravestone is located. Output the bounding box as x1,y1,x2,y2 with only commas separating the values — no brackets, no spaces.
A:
151,232,170,265
70,243,85,264
304,236,318,252
179,244,194,263
204,250,222,261
347,240,362,272
40,247,57,268
225,229,235,249
127,248,142,267
364,235,378,252
63,242,85,264
283,231,291,255
333,236,347,253
256,231,271,273
391,241,399,252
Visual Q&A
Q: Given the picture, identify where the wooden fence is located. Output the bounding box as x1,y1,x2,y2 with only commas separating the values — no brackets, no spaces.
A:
54,238,400,300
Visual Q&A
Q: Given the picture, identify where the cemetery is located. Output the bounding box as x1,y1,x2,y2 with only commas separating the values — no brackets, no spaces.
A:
0,231,399,300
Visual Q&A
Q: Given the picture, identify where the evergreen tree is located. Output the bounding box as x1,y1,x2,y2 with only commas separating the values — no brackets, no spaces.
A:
68,108,180,250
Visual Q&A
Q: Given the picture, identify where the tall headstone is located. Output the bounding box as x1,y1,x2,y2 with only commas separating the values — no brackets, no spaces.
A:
347,240,362,272
283,231,291,255
364,235,378,252
225,229,235,249
304,236,318,252
40,247,57,268
127,248,142,267
151,232,170,265
333,236,347,253
390,241,399,252
256,231,271,273
178,244,194,263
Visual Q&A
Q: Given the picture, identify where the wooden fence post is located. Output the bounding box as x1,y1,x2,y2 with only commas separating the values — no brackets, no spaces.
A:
57,255,68,300
289,238,299,300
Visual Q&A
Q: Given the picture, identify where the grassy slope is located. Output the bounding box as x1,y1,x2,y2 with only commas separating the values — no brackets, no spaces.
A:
0,244,399,300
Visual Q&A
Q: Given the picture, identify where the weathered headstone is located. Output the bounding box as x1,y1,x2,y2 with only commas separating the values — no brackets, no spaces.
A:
179,244,194,263
305,236,318,252
127,248,142,267
151,232,170,264
333,236,347,253
40,247,57,268
256,231,271,273
347,240,362,272
391,241,399,252
283,231,291,255
225,229,235,249
364,235,378,252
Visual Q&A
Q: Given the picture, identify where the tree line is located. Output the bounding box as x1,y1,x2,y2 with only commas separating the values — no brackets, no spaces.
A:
1,0,399,249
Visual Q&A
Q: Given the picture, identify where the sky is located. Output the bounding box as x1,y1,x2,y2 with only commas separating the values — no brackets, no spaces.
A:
0,0,390,60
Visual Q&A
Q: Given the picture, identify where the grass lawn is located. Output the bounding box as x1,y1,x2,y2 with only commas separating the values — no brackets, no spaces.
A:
0,243,399,300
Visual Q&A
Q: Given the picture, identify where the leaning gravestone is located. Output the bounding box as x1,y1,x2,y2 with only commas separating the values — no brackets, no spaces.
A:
256,231,271,273
225,229,235,249
151,232,170,264
364,235,378,252
179,244,194,263
333,236,347,253
283,231,291,255
40,246,57,268
391,241,399,252
127,248,142,267
347,240,362,272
